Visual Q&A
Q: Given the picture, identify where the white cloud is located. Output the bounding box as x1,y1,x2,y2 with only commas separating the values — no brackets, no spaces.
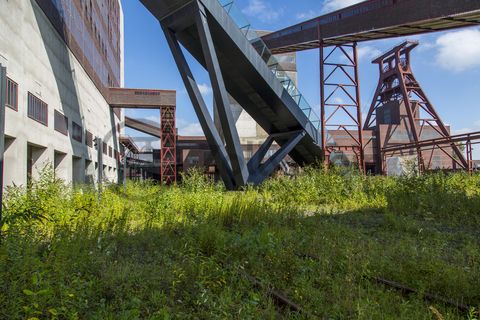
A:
177,118,204,136
357,45,382,61
242,0,283,22
434,28,480,72
198,83,212,95
332,97,345,104
453,120,480,134
453,127,474,135
452,121,480,160
179,123,203,136
295,10,318,21
322,0,363,13
145,115,160,124
416,41,435,52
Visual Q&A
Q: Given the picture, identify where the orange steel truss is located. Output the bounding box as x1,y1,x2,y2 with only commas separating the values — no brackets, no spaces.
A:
160,106,176,184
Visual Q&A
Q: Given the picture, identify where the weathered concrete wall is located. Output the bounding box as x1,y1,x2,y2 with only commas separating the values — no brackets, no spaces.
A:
0,0,123,187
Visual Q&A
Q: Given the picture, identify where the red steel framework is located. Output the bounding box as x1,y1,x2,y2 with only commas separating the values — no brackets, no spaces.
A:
320,42,364,170
364,41,469,173
382,131,480,173
160,106,177,185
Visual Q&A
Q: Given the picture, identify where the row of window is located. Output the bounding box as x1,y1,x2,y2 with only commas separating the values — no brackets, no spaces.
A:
5,76,118,159
81,0,120,86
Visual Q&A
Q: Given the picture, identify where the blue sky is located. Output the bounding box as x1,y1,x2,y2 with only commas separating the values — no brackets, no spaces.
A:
121,0,480,156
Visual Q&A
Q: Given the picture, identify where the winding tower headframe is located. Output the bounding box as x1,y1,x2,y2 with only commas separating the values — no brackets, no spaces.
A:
364,41,468,173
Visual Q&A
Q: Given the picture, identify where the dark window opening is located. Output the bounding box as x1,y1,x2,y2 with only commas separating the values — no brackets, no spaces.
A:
6,77,18,110
27,92,48,126
72,122,83,142
85,130,93,147
54,110,68,135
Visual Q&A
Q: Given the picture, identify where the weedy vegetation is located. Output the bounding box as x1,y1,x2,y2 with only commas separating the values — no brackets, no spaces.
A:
0,166,479,319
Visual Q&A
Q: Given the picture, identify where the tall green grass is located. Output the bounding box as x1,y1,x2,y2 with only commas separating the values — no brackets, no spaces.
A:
0,167,479,319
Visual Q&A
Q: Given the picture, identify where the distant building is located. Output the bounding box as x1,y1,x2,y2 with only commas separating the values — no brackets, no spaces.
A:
1,0,124,186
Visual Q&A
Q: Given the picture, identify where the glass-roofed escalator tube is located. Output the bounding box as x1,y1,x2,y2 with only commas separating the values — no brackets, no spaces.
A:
218,0,322,139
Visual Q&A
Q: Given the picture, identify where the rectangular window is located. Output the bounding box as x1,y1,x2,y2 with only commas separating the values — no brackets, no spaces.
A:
108,146,113,157
85,130,93,147
27,92,48,126
72,122,82,142
384,108,391,124
103,142,107,155
188,156,200,165
54,110,68,135
6,77,18,110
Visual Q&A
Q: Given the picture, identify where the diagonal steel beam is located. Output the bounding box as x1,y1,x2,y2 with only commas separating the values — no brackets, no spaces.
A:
194,1,249,187
247,135,274,174
161,22,236,189
248,131,305,185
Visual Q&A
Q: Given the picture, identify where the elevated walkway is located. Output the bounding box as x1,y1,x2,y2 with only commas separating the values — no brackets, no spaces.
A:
140,0,324,189
261,0,480,53
125,116,161,138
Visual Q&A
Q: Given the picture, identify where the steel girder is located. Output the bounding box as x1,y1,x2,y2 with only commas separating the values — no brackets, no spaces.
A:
247,131,305,185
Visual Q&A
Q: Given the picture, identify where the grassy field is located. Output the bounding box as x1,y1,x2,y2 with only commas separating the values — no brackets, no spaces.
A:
0,167,479,319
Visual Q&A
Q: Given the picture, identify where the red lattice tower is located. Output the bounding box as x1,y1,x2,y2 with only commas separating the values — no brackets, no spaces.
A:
160,106,176,184
320,42,364,170
364,41,468,173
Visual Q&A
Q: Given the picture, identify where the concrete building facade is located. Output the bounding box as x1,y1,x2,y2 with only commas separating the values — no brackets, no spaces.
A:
0,0,124,187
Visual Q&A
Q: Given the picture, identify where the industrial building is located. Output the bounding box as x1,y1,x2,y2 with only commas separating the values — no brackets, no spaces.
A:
0,0,176,188
0,0,124,186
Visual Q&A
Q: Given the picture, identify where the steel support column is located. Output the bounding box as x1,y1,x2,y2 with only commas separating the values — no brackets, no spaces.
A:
466,140,473,173
160,106,176,184
161,22,236,189
248,131,305,185
195,1,248,186
119,145,127,190
320,43,364,170
247,135,276,174
159,1,255,189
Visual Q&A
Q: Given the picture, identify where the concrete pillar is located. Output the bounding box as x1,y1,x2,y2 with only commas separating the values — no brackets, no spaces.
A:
84,159,94,184
28,143,50,181
72,155,83,184
54,151,68,181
